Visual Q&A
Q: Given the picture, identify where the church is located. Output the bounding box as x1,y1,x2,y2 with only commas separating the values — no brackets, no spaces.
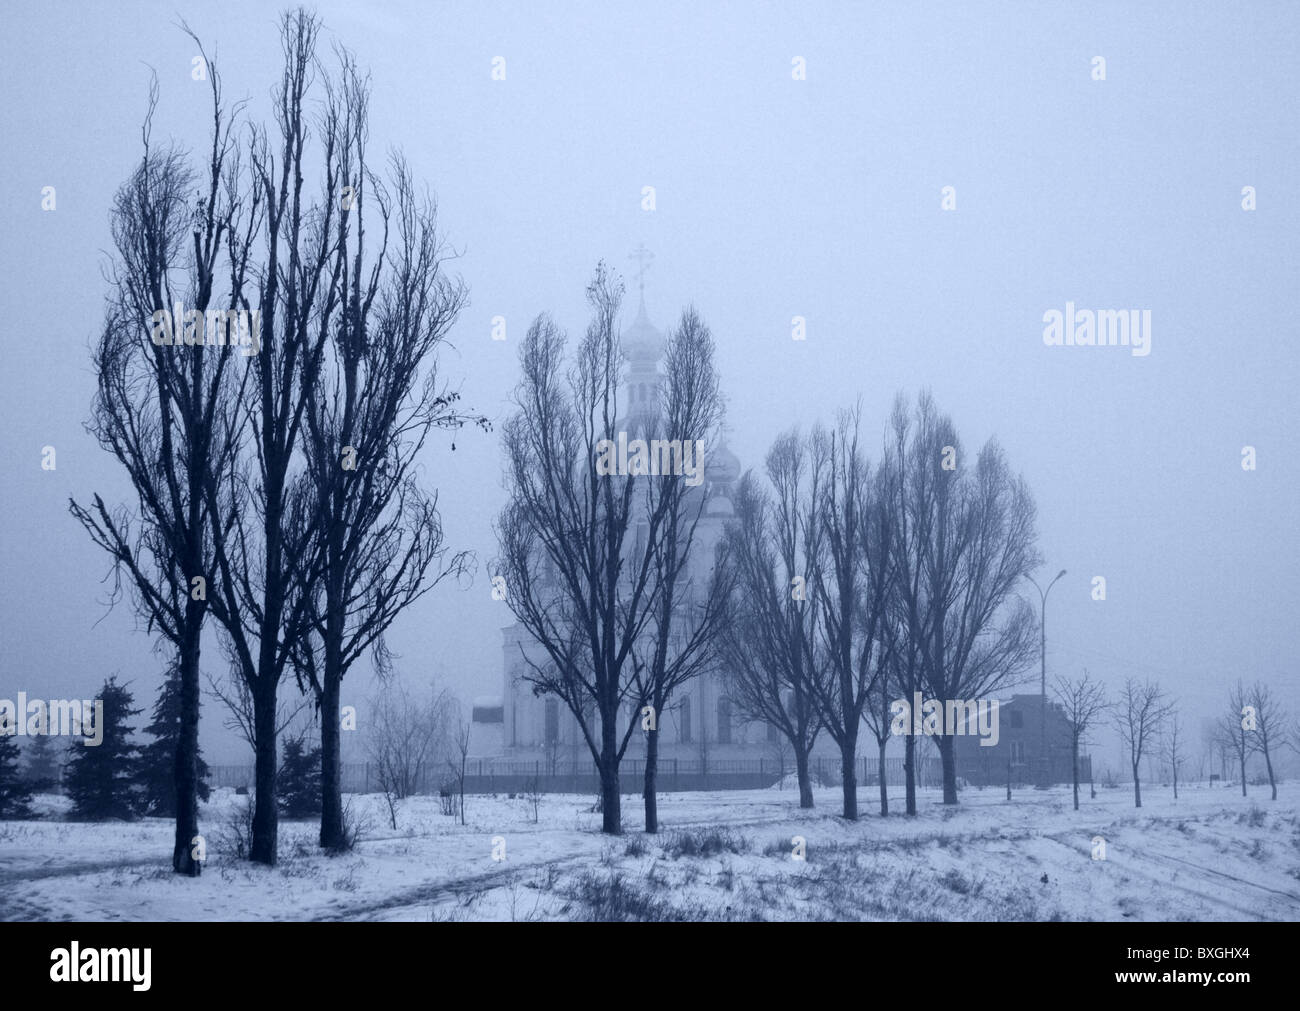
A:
469,252,779,775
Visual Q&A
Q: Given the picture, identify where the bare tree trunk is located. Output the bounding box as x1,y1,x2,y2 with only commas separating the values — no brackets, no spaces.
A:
794,745,814,808
1071,738,1080,811
938,734,958,805
251,681,279,864
643,726,659,833
600,756,621,835
877,737,888,816
173,617,202,876
839,736,858,820
1239,729,1248,797
904,733,917,815
319,665,345,850
1132,761,1142,808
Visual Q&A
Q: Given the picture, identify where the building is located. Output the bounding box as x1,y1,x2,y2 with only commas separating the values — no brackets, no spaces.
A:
953,693,1090,787
478,272,786,781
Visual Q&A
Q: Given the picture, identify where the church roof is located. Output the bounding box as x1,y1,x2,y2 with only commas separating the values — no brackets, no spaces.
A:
623,294,664,364
706,442,741,485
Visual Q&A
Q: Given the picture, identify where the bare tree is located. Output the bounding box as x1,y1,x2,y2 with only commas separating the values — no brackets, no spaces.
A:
627,307,728,833
493,264,671,834
365,680,451,830
885,391,1040,805
719,431,829,810
1216,680,1256,798
203,665,311,754
1198,718,1219,786
446,706,471,827
1054,670,1110,810
69,54,251,876
289,49,483,851
880,608,925,816
808,407,894,821
1163,707,1186,801
861,634,896,817
523,775,543,823
1247,681,1283,801
1113,677,1174,808
194,10,385,866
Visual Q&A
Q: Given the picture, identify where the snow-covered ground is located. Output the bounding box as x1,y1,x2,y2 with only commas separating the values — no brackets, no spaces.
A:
1,782,1297,921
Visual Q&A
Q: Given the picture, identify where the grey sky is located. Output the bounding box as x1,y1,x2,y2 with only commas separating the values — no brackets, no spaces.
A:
2,0,1296,764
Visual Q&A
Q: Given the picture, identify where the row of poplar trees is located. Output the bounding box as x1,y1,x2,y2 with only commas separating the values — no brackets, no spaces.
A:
494,264,1042,832
71,8,482,873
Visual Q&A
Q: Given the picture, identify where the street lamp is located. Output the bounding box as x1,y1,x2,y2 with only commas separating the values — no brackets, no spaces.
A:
1025,568,1066,785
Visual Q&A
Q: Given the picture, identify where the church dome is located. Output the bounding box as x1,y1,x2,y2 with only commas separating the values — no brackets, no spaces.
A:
705,443,740,485
623,297,664,365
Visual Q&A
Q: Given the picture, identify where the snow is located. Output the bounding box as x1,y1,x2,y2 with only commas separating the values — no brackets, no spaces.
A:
1,782,1296,921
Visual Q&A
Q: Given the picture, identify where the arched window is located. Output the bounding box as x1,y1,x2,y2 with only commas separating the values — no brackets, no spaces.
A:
718,696,732,745
679,696,692,743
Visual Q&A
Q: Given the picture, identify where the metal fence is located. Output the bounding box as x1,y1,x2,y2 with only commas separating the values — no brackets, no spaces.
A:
208,755,956,795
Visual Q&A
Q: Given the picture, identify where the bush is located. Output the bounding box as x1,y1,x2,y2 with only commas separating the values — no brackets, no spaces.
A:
438,781,459,817
327,796,369,855
568,870,682,922
223,793,256,860
523,775,543,823
662,827,748,859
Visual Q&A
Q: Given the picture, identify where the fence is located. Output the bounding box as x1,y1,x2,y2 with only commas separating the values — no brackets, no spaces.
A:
208,755,952,796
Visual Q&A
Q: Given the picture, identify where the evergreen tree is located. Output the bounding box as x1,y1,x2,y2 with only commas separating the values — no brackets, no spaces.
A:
22,733,61,793
64,677,143,820
278,737,322,819
137,666,211,816
0,733,35,819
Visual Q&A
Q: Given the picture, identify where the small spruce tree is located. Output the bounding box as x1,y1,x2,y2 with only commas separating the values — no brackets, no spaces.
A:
23,732,61,793
64,677,143,820
278,737,322,819
0,733,36,819
137,665,211,816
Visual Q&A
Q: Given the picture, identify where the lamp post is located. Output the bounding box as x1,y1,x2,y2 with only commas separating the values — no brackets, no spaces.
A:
1025,568,1066,785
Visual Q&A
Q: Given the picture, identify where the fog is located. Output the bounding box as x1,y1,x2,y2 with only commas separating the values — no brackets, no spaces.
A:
1,0,1296,766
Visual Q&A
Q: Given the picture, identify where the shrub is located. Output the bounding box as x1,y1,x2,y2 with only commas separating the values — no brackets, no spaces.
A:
662,827,748,859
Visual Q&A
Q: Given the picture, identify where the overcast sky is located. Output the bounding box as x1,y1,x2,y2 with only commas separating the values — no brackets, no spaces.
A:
2,1,1297,765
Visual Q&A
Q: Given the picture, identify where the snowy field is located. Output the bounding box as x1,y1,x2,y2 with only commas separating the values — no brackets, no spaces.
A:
1,782,1297,922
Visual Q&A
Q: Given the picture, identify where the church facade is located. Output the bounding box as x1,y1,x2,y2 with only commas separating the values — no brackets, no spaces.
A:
471,286,780,771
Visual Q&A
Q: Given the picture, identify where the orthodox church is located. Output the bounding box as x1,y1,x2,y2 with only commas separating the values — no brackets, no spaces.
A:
470,251,774,768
